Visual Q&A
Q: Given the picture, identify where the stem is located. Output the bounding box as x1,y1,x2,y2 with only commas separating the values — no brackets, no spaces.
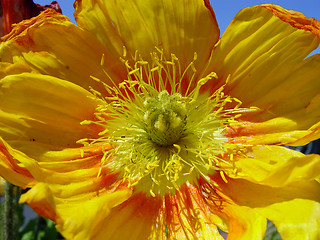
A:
2,181,19,240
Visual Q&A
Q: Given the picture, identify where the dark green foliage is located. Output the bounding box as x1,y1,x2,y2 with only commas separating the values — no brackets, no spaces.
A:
19,217,64,240
264,221,282,240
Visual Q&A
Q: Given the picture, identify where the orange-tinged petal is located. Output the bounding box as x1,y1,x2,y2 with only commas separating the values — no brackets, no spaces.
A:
74,0,219,74
0,138,38,186
0,135,113,189
1,9,126,93
19,182,57,220
98,182,227,240
93,193,163,240
260,4,320,38
20,182,132,240
207,5,320,145
194,178,267,240
160,183,225,240
9,140,133,239
1,138,107,188
221,204,266,240
0,0,61,36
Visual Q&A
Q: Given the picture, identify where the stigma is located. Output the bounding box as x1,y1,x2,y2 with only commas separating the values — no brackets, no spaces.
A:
143,90,187,146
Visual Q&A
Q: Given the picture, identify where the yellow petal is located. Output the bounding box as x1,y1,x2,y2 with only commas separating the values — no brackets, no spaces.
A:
208,4,320,100
0,71,104,187
263,154,320,187
259,199,320,240
228,145,320,187
211,174,320,239
226,115,320,146
56,191,132,240
212,171,320,240
74,0,219,73
243,54,320,120
1,9,125,93
0,61,32,78
0,72,99,147
20,182,132,240
208,5,320,145
214,173,320,239
212,173,320,210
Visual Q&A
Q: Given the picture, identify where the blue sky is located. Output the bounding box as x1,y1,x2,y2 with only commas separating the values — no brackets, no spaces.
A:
36,0,320,53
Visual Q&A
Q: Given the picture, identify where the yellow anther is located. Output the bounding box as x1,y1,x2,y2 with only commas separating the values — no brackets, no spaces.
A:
97,167,103,178
100,53,105,66
215,107,224,115
173,144,181,154
90,75,101,82
198,77,209,86
151,66,159,72
137,60,148,65
80,120,92,125
194,52,198,61
220,171,228,183
191,62,197,72
149,189,156,197
98,128,109,136
123,46,127,57
129,68,140,75
155,46,163,55
89,86,102,96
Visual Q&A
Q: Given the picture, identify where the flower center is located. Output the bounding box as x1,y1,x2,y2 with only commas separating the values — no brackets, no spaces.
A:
79,49,255,196
143,90,186,146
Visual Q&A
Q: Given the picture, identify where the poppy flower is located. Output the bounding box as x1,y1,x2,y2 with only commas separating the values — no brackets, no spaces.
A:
0,1,320,239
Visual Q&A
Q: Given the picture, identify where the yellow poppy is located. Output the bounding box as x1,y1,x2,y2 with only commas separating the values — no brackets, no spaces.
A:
1,1,320,239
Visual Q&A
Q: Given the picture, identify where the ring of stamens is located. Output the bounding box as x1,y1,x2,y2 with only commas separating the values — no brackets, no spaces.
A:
78,48,256,196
